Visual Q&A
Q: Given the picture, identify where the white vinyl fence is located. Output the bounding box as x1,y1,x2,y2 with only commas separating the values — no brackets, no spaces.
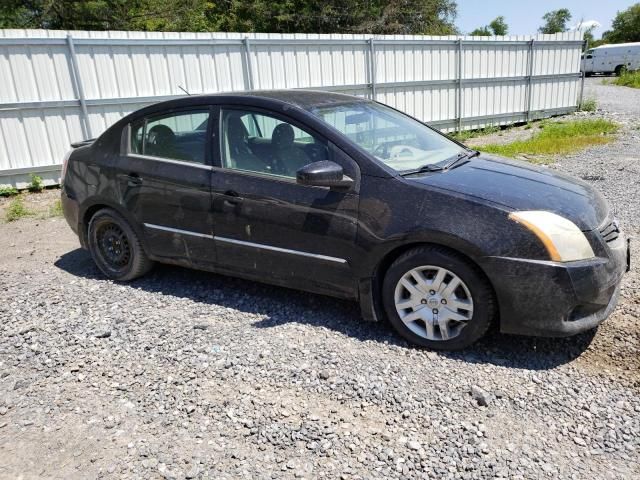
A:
0,29,585,187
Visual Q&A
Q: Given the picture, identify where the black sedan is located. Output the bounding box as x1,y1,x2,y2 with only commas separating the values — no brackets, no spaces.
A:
60,90,630,350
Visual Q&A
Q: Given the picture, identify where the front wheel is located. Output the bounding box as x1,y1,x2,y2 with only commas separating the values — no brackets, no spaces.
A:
382,246,495,350
87,208,153,281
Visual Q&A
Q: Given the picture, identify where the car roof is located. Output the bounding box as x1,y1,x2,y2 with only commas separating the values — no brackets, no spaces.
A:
148,89,369,112
241,89,368,108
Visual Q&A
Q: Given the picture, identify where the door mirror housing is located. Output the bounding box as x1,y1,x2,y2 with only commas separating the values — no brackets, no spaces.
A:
296,160,354,189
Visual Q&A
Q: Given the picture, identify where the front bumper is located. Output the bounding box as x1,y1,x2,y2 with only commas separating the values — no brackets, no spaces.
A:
480,233,629,337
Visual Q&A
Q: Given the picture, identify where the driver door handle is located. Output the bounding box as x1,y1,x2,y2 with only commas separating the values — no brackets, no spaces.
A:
222,190,243,207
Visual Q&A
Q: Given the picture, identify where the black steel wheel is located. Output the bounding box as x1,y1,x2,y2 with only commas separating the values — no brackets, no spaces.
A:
88,208,153,281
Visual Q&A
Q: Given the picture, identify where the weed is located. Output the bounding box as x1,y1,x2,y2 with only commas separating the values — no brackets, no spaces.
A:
579,98,597,112
47,199,63,218
5,197,34,222
27,174,44,193
610,70,640,89
0,185,19,197
471,119,618,160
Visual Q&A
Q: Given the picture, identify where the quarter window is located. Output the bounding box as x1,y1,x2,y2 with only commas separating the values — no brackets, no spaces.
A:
220,109,328,179
132,110,210,164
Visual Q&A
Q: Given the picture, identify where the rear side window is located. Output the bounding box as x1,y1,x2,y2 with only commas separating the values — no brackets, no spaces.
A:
130,110,210,164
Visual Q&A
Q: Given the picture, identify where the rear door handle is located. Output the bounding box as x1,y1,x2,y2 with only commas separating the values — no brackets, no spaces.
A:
223,189,243,206
126,173,143,186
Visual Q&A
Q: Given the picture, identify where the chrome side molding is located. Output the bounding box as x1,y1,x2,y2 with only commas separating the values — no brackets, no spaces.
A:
143,223,214,239
214,236,348,264
142,224,347,264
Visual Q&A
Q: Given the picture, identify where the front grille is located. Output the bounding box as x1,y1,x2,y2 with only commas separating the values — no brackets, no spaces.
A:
599,218,620,243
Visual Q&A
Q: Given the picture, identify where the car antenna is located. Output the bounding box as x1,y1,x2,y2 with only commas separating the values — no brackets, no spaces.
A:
178,85,191,96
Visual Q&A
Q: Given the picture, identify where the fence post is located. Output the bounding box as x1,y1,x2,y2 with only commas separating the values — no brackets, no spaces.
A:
66,34,92,139
368,38,377,100
578,38,588,109
525,39,535,122
456,39,463,132
242,37,254,90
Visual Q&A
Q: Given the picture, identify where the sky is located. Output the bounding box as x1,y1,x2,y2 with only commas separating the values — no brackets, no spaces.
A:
456,0,636,37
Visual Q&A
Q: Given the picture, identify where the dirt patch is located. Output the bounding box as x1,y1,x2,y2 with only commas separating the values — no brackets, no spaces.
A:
0,188,61,223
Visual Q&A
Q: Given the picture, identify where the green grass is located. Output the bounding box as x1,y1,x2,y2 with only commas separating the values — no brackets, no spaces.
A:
609,70,640,89
471,119,619,161
450,125,500,142
5,197,34,222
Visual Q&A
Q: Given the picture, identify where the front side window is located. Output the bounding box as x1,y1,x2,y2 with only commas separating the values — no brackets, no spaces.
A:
131,109,210,164
310,102,466,173
220,109,327,178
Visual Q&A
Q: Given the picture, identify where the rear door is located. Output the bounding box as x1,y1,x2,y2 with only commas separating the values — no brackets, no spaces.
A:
118,107,216,266
210,106,361,297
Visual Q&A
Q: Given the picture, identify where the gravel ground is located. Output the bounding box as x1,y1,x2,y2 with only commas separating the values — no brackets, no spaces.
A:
1,78,638,479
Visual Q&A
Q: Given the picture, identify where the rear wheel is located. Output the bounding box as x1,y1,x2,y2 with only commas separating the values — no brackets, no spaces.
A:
614,65,627,76
382,245,495,350
87,208,153,281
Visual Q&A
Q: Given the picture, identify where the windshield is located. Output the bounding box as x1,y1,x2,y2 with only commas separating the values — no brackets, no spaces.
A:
310,102,466,172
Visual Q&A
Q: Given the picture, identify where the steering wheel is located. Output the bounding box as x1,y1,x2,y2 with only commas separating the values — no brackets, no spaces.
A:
373,142,390,159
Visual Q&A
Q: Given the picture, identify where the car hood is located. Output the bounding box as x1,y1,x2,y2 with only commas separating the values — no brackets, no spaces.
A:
411,155,609,231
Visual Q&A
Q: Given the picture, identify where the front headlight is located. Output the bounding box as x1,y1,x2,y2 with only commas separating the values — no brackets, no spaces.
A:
509,211,595,262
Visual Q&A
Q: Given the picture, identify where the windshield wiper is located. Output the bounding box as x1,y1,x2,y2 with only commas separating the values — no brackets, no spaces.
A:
400,164,445,176
444,149,480,170
400,150,479,177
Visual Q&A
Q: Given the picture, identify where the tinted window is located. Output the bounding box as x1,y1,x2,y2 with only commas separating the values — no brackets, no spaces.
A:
220,109,328,178
135,110,209,164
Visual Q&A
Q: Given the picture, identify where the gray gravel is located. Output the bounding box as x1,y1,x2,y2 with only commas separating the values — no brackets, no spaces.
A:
1,78,639,479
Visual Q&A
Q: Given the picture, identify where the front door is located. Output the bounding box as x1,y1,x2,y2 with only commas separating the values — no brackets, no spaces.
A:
582,52,594,73
118,107,216,266
210,107,361,297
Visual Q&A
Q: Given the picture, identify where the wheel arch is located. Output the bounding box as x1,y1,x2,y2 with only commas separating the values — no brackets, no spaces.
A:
363,240,499,327
78,198,146,251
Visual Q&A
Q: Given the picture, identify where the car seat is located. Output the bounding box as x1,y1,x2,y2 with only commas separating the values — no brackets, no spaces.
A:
226,115,265,172
146,124,177,158
271,123,310,176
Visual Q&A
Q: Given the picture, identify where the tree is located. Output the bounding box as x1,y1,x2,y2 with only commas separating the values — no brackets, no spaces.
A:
470,16,508,36
538,8,572,34
489,15,507,35
602,3,640,44
0,0,460,35
470,26,491,36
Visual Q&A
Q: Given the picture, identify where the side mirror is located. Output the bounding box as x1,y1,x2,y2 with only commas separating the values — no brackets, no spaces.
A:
296,160,354,189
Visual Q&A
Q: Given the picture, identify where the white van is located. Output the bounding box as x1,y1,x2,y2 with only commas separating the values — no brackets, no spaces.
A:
581,42,640,76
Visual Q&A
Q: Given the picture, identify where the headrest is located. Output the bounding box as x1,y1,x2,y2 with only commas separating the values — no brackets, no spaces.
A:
272,123,295,149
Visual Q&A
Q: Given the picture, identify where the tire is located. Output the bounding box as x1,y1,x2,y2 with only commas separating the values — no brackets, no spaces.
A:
614,65,627,76
382,245,495,350
87,208,153,281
